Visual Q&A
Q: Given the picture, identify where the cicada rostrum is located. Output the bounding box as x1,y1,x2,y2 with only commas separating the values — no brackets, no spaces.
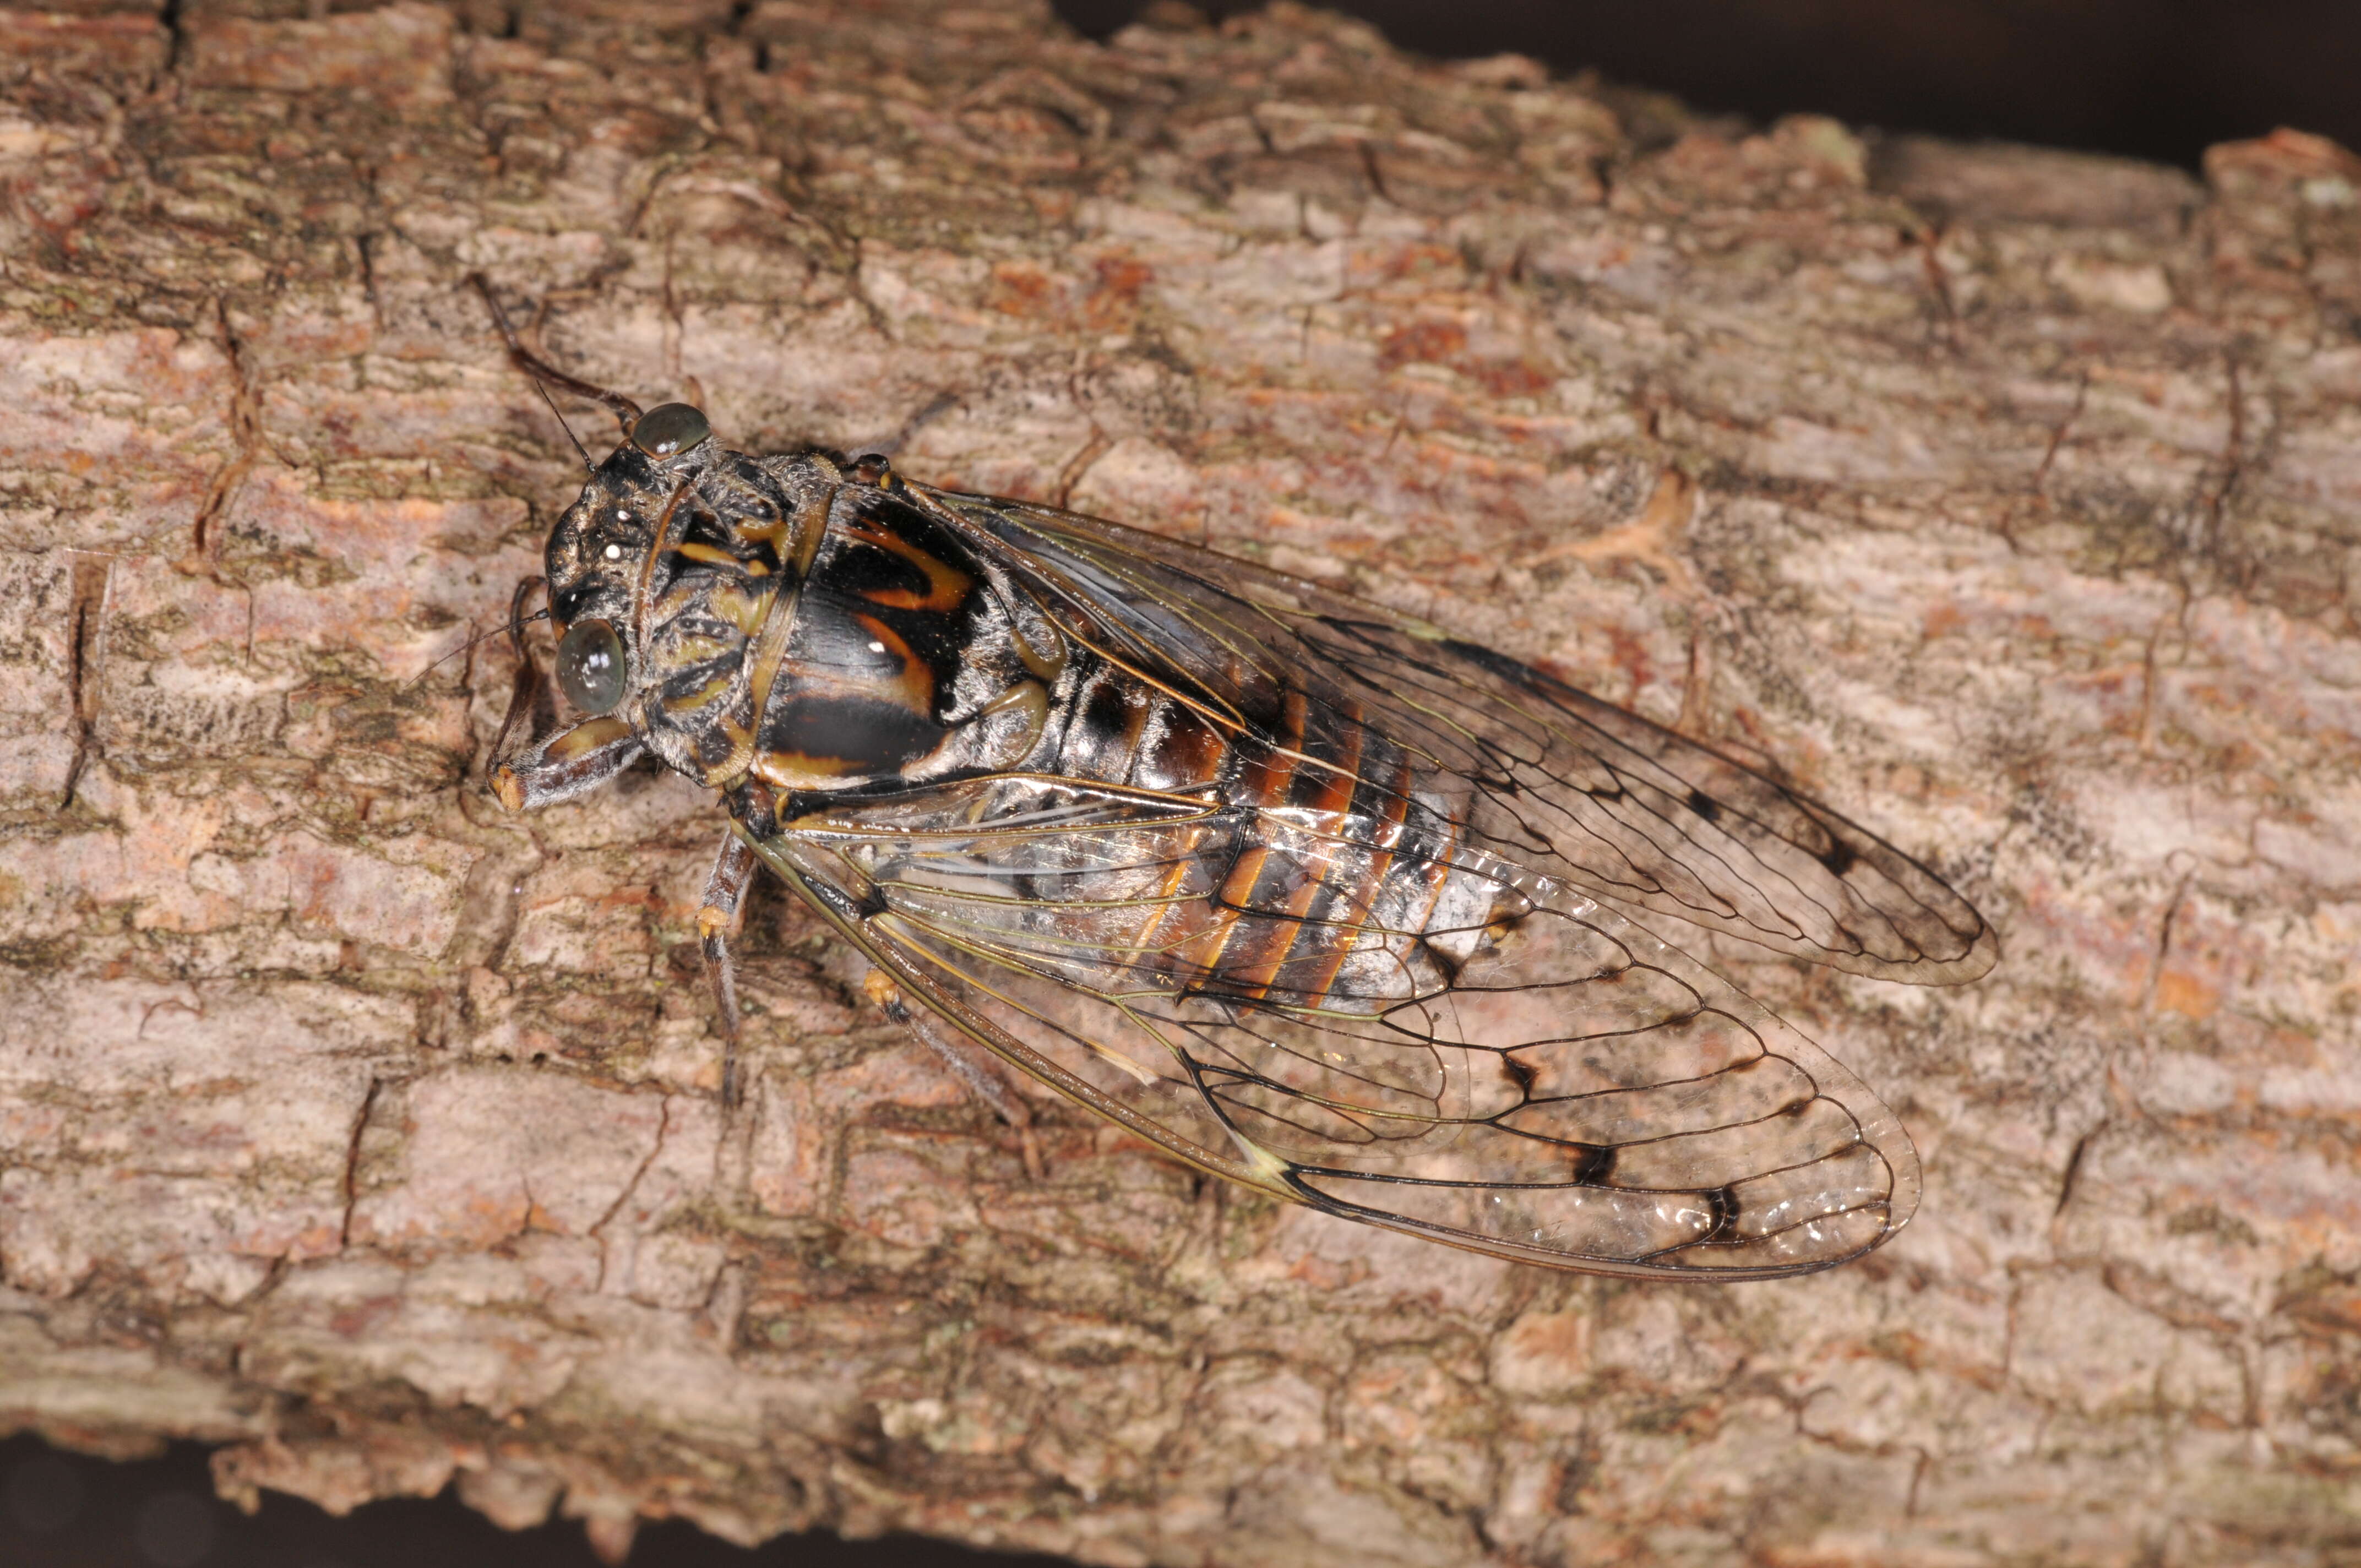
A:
470,279,1996,1281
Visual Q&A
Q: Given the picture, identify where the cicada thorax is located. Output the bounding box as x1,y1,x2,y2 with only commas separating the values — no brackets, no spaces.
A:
738,486,1019,791
597,467,1070,824
541,446,829,791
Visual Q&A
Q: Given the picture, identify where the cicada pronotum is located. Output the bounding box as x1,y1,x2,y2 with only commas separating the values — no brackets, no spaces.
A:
469,277,1995,1281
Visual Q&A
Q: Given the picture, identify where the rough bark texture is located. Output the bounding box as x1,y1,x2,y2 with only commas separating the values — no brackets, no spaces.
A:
4,2,2360,1564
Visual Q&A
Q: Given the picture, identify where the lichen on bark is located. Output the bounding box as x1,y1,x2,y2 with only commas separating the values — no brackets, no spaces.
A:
4,2,2361,1564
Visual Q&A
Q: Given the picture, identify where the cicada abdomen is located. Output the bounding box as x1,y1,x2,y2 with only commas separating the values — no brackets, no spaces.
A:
475,278,1994,1280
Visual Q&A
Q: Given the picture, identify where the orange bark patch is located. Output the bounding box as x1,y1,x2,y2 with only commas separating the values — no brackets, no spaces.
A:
2154,969,2222,1020
1473,358,1555,398
1086,254,1153,331
1378,319,1466,369
987,260,1062,318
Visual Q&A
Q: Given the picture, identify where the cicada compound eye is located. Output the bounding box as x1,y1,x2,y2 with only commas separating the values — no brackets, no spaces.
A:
556,618,628,714
632,402,711,459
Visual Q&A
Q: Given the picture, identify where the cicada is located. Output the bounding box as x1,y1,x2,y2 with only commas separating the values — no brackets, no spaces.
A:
470,280,1995,1281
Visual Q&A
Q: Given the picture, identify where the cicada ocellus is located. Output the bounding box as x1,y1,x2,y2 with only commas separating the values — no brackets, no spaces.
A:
470,279,1995,1281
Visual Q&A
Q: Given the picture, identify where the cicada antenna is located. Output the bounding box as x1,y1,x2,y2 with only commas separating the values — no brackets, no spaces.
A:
467,273,644,469
408,602,551,689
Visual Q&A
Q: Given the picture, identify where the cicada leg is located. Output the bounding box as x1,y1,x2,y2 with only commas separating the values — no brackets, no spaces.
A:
479,581,646,812
491,576,557,764
862,970,1046,1182
487,717,643,809
469,274,643,432
697,831,759,1112
484,578,644,810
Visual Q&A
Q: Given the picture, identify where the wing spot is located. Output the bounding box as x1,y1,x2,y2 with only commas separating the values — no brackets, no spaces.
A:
1414,936,1465,986
1484,911,1528,946
1687,788,1720,823
1703,1185,1739,1240
1819,839,1858,876
1440,636,1531,684
1569,1144,1614,1184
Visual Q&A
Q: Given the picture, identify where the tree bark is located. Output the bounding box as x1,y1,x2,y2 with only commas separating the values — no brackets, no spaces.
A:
4,2,2360,1563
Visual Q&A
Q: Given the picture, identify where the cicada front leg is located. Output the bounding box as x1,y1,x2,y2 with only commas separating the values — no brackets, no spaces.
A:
697,831,758,1112
707,836,1043,1158
483,578,644,810
487,717,643,809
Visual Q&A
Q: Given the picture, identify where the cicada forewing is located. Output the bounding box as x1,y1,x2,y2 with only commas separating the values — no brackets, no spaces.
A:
742,484,1993,1278
931,489,1996,987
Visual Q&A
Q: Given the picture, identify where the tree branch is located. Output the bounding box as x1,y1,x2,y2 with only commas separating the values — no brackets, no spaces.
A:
4,3,2358,1564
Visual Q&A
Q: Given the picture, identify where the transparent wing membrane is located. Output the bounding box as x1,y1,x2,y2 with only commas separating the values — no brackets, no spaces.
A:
752,775,1920,1278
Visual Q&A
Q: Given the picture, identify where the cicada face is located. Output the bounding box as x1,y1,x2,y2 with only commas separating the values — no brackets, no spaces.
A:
541,438,707,716
480,320,1997,1282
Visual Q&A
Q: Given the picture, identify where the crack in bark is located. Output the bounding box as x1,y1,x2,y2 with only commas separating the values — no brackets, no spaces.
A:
2200,353,2247,568
2140,868,2198,1018
157,0,187,76
591,1095,672,1295
1914,222,1961,351
339,1077,384,1251
2022,367,2091,548
1356,140,1398,210
184,298,261,580
2054,1125,2097,1218
354,230,383,331
59,551,114,809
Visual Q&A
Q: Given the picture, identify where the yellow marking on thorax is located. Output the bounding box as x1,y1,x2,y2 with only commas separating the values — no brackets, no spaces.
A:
632,478,695,655
709,484,837,790
674,540,767,573
709,580,769,636
750,748,868,788
843,518,972,612
853,614,937,715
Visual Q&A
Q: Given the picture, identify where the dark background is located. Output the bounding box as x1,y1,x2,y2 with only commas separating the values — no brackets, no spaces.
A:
0,1434,1068,1568
1064,0,2361,171
16,2,2357,1566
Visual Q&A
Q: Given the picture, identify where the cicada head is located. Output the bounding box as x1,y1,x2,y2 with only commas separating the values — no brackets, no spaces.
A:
540,403,719,715
537,402,842,790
